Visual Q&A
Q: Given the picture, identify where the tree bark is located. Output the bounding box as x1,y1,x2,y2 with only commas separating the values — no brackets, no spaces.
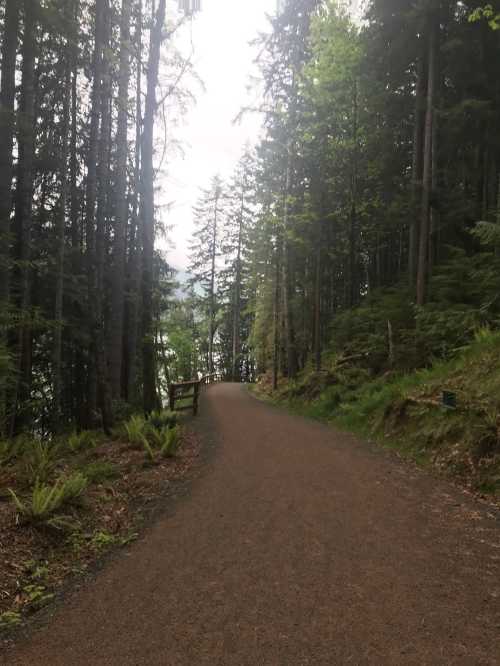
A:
232,172,246,382
282,151,298,379
409,49,426,286
273,234,282,391
85,0,105,424
52,2,74,428
141,0,166,414
94,0,113,431
348,79,359,308
10,0,37,435
109,0,132,399
208,186,220,375
125,0,142,404
0,0,19,327
416,16,437,307
0,0,20,434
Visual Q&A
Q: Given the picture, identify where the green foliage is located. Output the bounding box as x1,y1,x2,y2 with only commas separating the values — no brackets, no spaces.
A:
9,473,88,525
67,430,100,453
141,437,156,463
469,5,500,29
81,461,118,484
0,611,22,631
148,410,177,431
21,584,54,610
276,331,500,495
124,415,149,448
472,221,500,247
160,426,181,458
90,530,119,550
0,437,24,465
20,439,60,485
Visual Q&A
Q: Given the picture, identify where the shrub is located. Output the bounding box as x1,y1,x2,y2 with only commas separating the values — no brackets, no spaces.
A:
141,437,156,463
9,473,88,525
124,415,148,447
148,410,177,431
0,611,22,630
81,461,118,484
160,426,180,459
67,430,99,453
0,437,24,466
20,439,60,485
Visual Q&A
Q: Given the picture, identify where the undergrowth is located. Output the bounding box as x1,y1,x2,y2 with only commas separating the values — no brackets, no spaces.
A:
256,329,500,498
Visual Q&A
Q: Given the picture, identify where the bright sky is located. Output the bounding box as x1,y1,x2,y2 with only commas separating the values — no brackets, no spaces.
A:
161,0,275,271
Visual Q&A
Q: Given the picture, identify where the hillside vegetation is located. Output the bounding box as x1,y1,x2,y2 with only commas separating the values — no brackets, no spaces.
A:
255,328,500,499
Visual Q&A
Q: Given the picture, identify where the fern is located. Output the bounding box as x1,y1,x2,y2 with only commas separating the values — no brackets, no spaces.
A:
9,473,88,524
160,426,180,459
472,221,500,247
142,437,156,462
68,430,99,453
124,415,148,447
148,410,177,431
20,439,59,485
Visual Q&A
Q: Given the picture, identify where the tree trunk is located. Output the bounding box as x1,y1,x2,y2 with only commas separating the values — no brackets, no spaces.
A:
208,187,220,375
429,111,439,274
273,235,282,391
232,173,246,382
0,0,19,326
0,0,20,434
409,49,426,286
282,151,297,379
141,0,166,414
416,17,437,307
94,0,113,431
109,0,132,399
314,229,322,373
52,2,74,428
125,0,142,404
10,0,37,435
85,0,105,425
348,79,359,308
69,3,85,427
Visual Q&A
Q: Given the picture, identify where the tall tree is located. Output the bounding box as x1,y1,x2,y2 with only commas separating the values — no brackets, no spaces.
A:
109,0,132,400
141,0,167,413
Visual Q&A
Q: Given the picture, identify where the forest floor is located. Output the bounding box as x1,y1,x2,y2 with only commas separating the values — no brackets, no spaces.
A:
0,426,201,638
1,383,499,665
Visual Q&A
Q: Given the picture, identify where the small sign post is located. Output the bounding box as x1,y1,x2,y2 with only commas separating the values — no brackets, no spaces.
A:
442,390,457,410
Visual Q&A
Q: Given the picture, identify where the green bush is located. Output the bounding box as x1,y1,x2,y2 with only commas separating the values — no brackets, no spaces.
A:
0,437,24,466
124,415,149,448
160,426,180,459
9,472,88,525
20,439,60,485
81,461,118,484
67,430,100,453
148,410,177,431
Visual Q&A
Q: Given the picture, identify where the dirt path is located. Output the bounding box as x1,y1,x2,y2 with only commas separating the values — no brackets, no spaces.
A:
2,384,500,665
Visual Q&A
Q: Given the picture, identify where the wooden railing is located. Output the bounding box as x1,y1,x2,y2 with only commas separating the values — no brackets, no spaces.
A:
168,373,222,416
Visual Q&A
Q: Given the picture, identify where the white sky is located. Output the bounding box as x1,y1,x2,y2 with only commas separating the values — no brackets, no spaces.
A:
160,0,275,271
160,0,362,271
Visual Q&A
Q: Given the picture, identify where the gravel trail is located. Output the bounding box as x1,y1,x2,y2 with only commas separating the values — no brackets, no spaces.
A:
2,383,500,665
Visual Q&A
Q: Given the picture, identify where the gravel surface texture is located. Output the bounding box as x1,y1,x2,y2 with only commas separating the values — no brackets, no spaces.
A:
2,383,500,665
